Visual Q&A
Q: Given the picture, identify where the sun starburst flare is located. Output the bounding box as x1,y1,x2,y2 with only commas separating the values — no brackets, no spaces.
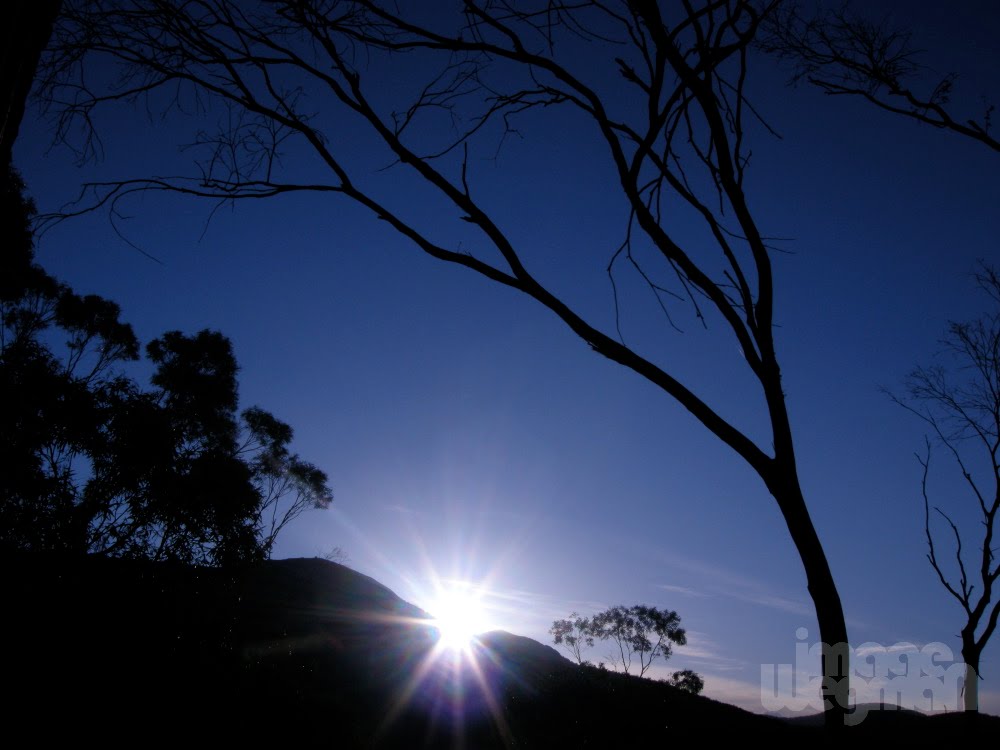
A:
427,585,492,652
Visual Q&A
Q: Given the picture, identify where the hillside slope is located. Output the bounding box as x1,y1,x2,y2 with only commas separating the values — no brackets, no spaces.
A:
5,553,990,745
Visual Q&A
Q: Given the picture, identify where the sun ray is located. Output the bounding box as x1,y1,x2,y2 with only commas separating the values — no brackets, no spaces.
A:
465,640,516,747
361,514,529,744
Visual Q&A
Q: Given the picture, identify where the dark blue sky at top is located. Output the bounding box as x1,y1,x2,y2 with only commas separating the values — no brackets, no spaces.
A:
13,0,1000,713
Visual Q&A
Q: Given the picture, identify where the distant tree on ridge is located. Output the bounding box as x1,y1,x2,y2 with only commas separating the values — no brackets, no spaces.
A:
551,604,692,679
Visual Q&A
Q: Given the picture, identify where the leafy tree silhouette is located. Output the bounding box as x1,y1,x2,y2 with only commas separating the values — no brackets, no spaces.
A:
550,612,595,665
552,604,690,679
0,168,332,564
667,668,705,695
592,605,687,678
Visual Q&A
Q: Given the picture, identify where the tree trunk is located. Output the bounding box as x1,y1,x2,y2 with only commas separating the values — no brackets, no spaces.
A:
961,644,980,712
769,471,850,729
761,364,850,730
1,1,62,170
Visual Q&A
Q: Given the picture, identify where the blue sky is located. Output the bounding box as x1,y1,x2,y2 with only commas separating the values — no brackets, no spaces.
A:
14,0,1000,714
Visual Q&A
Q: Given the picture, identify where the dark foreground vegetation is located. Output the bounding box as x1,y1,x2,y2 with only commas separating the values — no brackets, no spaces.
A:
3,553,995,747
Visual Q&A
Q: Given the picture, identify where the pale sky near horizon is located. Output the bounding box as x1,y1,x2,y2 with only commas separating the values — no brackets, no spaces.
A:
14,0,1000,715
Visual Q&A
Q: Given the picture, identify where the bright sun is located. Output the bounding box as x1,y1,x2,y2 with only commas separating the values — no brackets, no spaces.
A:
428,585,491,651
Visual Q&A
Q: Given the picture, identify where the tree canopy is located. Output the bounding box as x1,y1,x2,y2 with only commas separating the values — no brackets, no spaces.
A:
552,604,689,679
1,167,333,565
666,669,704,695
550,612,595,666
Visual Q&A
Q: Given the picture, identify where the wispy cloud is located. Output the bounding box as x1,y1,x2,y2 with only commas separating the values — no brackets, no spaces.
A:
676,630,747,672
648,551,874,630
382,502,424,515
853,641,924,657
700,674,774,714
724,590,812,617
654,555,812,617
979,689,1000,716
656,583,712,598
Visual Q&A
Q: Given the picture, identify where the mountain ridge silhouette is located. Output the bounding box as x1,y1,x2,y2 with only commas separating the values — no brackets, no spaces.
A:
3,552,992,745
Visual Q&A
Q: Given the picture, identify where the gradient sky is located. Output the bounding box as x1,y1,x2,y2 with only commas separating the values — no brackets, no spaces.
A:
13,0,1000,714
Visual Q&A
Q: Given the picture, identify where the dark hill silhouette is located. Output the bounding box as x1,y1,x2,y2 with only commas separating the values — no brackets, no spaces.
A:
2,552,993,746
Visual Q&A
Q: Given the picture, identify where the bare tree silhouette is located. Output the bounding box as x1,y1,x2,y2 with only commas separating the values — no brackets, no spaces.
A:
37,1,852,724
761,3,997,152
892,265,1000,713
765,3,999,714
